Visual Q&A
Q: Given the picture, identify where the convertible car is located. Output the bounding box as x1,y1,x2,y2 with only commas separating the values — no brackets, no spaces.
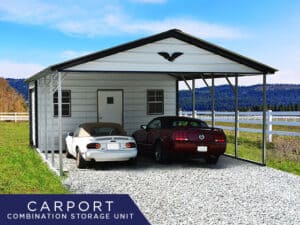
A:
65,122,137,168
132,116,226,164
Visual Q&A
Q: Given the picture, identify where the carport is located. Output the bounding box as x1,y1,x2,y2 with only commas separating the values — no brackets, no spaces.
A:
26,29,277,175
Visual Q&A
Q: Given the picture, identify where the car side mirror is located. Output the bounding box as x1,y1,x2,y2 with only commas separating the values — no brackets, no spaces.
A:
68,132,74,137
140,125,147,130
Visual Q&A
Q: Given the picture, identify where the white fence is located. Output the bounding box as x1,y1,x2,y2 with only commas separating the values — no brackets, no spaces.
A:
179,110,300,142
0,112,29,122
1,111,299,141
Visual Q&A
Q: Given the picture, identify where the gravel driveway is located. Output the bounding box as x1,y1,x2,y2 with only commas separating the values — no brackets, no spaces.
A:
60,155,300,225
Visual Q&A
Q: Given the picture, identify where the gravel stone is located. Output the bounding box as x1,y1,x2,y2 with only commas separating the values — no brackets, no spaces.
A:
54,154,300,225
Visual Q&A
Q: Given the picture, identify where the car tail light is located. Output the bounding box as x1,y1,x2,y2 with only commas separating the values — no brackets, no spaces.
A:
214,135,226,143
173,131,189,141
87,143,101,149
125,142,136,148
214,138,225,143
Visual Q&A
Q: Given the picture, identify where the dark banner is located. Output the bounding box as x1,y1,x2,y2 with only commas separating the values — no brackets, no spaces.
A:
0,194,150,225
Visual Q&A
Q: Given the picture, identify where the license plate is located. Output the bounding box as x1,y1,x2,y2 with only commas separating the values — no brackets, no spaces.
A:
197,146,207,152
107,143,120,150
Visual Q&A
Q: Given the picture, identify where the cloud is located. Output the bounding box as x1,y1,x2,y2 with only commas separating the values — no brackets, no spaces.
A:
55,14,244,39
0,60,44,78
120,18,244,39
0,0,60,24
0,0,244,39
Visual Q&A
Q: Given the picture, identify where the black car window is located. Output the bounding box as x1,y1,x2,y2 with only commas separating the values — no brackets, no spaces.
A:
148,119,161,129
190,121,208,127
170,119,208,128
172,121,188,127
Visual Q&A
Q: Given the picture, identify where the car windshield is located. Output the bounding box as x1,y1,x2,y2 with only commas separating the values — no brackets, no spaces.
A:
78,123,126,137
90,127,123,136
167,119,208,128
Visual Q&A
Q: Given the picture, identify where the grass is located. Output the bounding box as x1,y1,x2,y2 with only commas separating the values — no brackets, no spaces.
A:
0,122,68,193
209,121,300,175
224,130,300,176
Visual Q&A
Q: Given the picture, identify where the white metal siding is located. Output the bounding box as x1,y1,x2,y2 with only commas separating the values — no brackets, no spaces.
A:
68,38,260,73
37,72,176,151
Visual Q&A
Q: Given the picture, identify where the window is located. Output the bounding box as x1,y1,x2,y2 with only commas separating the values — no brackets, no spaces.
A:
148,119,161,129
107,97,114,104
53,90,71,117
147,90,164,115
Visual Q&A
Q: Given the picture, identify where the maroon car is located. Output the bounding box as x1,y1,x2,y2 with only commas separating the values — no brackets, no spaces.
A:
132,116,226,164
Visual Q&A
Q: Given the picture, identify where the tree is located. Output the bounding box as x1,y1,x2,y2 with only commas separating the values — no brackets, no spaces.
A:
0,77,27,112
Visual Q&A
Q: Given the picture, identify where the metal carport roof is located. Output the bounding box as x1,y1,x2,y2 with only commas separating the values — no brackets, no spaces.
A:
26,29,277,83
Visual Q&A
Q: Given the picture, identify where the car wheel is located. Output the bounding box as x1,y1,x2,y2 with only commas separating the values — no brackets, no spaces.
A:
206,155,219,164
128,157,138,166
66,146,73,159
76,151,87,168
154,142,169,163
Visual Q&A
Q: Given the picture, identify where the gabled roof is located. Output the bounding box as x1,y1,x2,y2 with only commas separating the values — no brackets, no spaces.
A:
26,29,277,82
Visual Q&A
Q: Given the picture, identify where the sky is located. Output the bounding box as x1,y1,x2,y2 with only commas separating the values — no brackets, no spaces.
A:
0,0,300,86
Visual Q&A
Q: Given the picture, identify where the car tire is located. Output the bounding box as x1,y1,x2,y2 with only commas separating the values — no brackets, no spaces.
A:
206,155,219,164
132,135,141,157
154,142,169,163
128,157,138,166
76,151,87,169
66,146,73,159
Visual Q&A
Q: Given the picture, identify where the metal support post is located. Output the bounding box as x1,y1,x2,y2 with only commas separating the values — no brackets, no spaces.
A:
50,75,55,166
262,74,267,165
234,76,239,158
58,72,63,176
211,77,215,127
225,76,235,92
192,79,196,118
44,77,48,160
176,80,179,116
181,76,192,91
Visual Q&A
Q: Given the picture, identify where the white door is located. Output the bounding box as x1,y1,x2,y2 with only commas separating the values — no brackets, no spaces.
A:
98,90,123,124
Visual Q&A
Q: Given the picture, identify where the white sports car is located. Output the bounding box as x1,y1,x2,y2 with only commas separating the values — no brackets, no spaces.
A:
65,122,137,168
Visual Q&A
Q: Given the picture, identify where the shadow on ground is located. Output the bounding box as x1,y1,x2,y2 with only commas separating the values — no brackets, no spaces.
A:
85,155,240,171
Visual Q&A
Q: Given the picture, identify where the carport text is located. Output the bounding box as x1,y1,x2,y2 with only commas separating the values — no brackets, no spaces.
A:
6,200,134,221
7,212,134,220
